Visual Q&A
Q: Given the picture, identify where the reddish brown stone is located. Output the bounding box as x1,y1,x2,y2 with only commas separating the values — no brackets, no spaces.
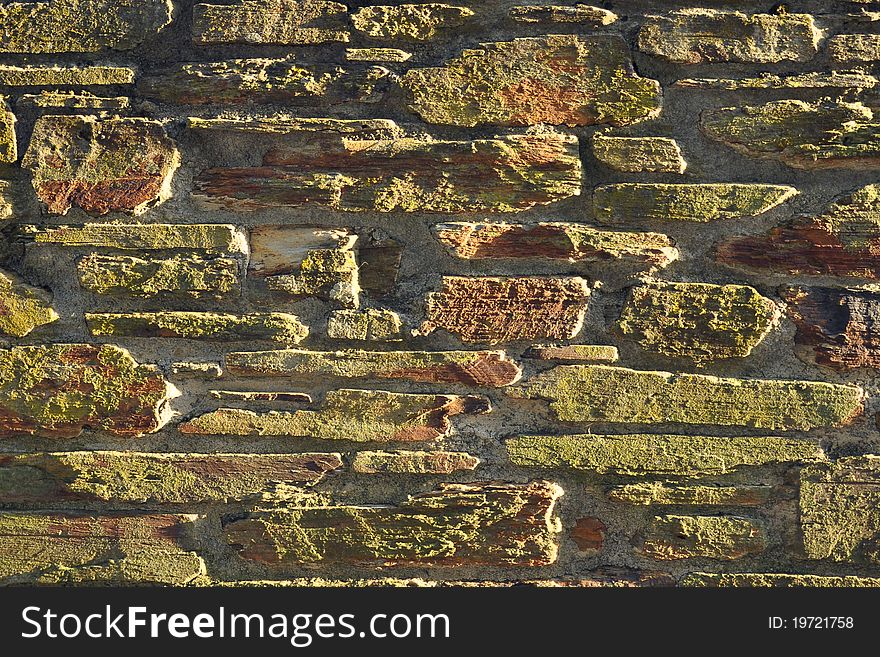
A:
572,517,606,554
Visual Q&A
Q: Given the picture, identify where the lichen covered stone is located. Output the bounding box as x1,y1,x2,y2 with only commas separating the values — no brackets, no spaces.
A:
0,269,58,337
194,0,349,45
592,135,686,173
327,309,403,341
0,97,15,164
350,450,479,474
509,5,617,25
0,64,135,86
265,248,360,308
345,48,412,62
609,483,771,506
0,182,10,220
526,344,619,363
86,312,309,344
639,515,766,560
682,573,880,587
676,71,879,90
352,4,473,40
23,223,247,254
828,34,880,63
17,92,130,110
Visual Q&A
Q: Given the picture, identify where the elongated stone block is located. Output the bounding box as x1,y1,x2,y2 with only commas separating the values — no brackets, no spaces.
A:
193,0,349,45
609,483,772,506
352,4,473,40
639,515,766,560
0,64,135,86
327,309,402,342
180,389,490,442
510,365,863,430
509,5,617,25
86,312,309,344
209,391,311,404
526,344,619,363
682,573,880,587
592,135,686,173
22,223,248,254
345,48,411,62
828,34,880,63
677,71,879,91
350,450,479,474
0,270,58,337
0,344,175,438
17,92,129,110
0,181,11,220
506,434,825,477
402,35,662,127
224,481,562,567
225,349,522,387
0,97,14,164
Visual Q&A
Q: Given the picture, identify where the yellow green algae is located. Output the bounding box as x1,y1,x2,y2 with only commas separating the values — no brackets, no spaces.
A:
510,365,863,430
351,4,473,40
592,135,686,173
350,450,480,474
266,247,360,308
609,482,771,506
639,515,766,560
615,281,780,363
0,269,58,337
327,309,403,341
86,312,309,344
682,573,880,587
23,223,247,253
193,0,349,45
506,434,826,477
0,64,136,86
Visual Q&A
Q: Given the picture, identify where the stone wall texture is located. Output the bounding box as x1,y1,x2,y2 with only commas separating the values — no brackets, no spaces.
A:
0,0,879,588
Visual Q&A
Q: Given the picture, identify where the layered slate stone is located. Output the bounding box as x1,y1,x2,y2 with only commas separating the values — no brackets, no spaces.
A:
420,277,590,344
828,34,880,62
86,312,309,344
592,135,686,174
195,129,582,214
509,5,617,25
193,0,349,45
0,514,203,586
506,434,825,477
225,349,522,387
716,185,880,279
0,270,58,337
22,223,247,254
77,254,241,300
402,35,662,127
0,64,135,86
180,389,490,442
676,71,880,90
433,222,678,273
0,97,14,164
350,450,480,474
264,248,360,309
248,225,356,278
351,4,474,40
0,452,343,503
346,48,412,62
683,573,880,587
526,344,619,363
702,100,880,169
17,92,130,110
224,481,562,567
22,116,179,216
327,309,403,341
209,391,311,404
509,365,863,430
609,483,772,506
0,0,173,53
615,281,779,363
801,456,880,563
638,9,820,64
639,515,766,560
593,184,797,224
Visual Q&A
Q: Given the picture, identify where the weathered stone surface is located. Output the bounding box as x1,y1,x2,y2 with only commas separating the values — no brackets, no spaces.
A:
716,185,880,278
510,365,863,430
0,270,58,337
509,5,617,25
195,130,582,214
327,309,403,341
638,9,820,64
526,344,619,363
248,225,355,277
352,4,473,40
78,254,240,300
0,513,203,586
0,97,15,164
702,100,880,169
138,58,379,106
420,277,590,344
194,0,349,45
265,248,360,309
801,456,880,564
0,64,135,86
23,116,179,216
676,71,879,90
180,389,490,442
782,286,880,370
23,223,247,254
592,135,686,174
615,281,780,363
829,34,880,62
0,0,173,54
593,184,798,224
507,434,825,477
86,312,309,344
171,362,223,378
0,181,11,220
609,483,772,506
433,222,678,273
346,48,412,62
0,344,174,438
639,515,766,560
0,452,342,503
350,450,479,474
224,481,562,567
209,391,312,404
225,349,522,388
17,92,130,110
402,35,662,127
682,573,880,587
572,517,605,554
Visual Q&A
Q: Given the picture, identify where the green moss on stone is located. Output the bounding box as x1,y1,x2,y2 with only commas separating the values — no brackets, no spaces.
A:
639,515,766,560
0,269,58,337
352,4,473,41
86,312,309,344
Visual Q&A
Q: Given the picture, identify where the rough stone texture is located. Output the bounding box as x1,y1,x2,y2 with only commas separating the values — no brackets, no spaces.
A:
593,184,798,224
0,513,203,585
828,34,880,62
224,481,562,567
682,573,880,587
209,391,311,404
345,48,412,62
609,483,772,507
86,312,309,344
265,248,360,308
511,365,863,430
0,0,173,54
0,97,15,165
0,64,135,86
0,452,342,503
702,100,880,169
526,344,619,363
171,362,222,378
592,135,686,174
0,269,58,337
615,281,780,363
17,92,130,110
638,9,820,64
327,309,403,341
801,456,880,564
509,5,617,25
247,224,356,278
193,1,349,45
402,35,662,127
676,71,879,90
506,434,826,477
0,182,11,221
23,116,179,215
639,515,767,561
352,4,474,41
420,277,590,344
23,223,246,254
350,450,479,474
225,349,522,387
572,517,605,554
0,344,174,439
180,389,490,441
